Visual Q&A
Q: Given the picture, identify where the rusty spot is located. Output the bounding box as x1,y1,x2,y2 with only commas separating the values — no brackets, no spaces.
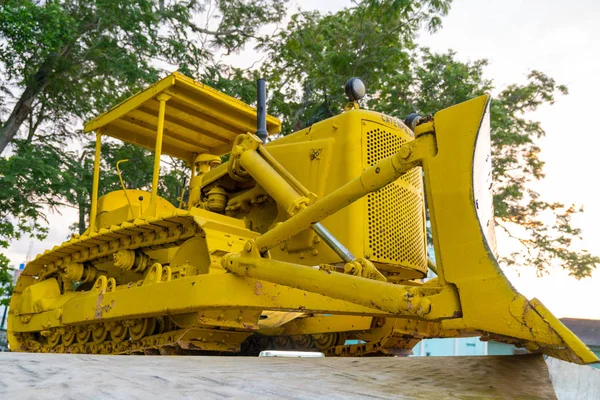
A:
254,281,263,295
94,292,104,319
453,311,463,318
186,342,201,350
94,292,114,319
309,148,323,160
416,115,433,126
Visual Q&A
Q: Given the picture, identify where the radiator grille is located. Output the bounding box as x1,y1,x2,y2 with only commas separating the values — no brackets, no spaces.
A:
365,125,426,274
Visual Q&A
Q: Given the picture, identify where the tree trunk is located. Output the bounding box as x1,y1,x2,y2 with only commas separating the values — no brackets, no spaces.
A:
0,92,36,154
0,59,55,154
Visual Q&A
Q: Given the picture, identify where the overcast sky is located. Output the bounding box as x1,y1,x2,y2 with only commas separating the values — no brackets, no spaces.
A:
6,0,600,318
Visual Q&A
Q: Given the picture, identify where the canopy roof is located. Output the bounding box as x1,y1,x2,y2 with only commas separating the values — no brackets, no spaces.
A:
84,72,281,164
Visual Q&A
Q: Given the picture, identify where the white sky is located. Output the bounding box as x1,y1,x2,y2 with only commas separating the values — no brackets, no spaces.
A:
6,0,600,318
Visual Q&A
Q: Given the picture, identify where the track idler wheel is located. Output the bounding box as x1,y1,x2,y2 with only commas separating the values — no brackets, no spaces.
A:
129,318,156,341
92,324,109,344
148,318,157,335
129,319,148,341
76,326,91,344
313,333,335,350
110,323,128,343
292,335,313,350
273,336,294,349
62,328,76,347
313,332,347,351
46,330,61,348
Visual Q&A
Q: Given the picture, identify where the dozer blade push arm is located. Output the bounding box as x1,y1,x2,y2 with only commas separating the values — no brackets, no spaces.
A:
223,95,598,365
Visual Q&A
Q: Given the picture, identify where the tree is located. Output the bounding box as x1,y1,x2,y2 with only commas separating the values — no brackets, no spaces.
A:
0,254,12,307
0,0,288,299
259,0,452,133
0,139,68,304
0,0,288,154
257,2,598,278
0,0,596,287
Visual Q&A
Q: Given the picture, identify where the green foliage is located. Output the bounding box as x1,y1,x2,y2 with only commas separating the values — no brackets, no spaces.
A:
0,253,12,307
0,0,289,152
490,74,598,278
260,0,452,133
0,139,81,249
0,0,596,298
0,139,71,302
259,4,597,278
0,1,287,303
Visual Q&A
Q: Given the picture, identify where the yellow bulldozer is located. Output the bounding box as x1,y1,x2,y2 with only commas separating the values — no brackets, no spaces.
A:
7,72,598,365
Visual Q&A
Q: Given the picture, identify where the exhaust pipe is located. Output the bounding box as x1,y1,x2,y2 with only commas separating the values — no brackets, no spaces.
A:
256,79,268,144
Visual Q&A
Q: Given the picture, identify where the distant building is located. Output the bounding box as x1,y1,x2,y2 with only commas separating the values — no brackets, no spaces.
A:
411,337,519,357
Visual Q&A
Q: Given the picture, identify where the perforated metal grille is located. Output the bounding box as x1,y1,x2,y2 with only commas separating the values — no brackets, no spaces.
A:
365,124,426,272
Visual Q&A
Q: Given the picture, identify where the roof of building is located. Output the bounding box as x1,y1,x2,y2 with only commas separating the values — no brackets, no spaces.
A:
560,318,600,347
83,72,281,164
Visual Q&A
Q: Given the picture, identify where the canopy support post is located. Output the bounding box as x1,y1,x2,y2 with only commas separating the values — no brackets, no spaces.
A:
150,94,171,214
89,130,103,232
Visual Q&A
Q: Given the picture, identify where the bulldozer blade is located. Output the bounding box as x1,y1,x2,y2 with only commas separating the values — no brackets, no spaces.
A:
424,94,599,365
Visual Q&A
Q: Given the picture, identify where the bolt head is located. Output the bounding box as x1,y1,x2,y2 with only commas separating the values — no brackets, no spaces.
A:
399,146,412,160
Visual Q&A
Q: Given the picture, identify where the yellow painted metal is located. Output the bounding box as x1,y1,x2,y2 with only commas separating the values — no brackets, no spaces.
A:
95,189,174,229
10,276,391,334
231,133,312,216
261,315,374,336
257,311,306,331
222,253,459,320
150,93,170,210
257,146,312,198
261,111,428,278
221,94,596,364
115,159,135,217
8,74,598,366
254,133,436,253
89,131,102,233
83,72,281,164
418,95,597,364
